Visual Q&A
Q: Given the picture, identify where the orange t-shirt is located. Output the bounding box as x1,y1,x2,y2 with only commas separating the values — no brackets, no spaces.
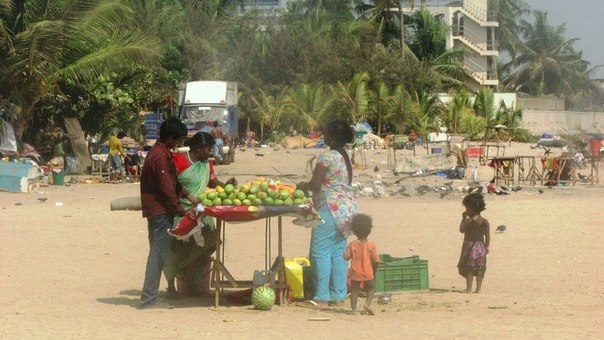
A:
344,240,380,281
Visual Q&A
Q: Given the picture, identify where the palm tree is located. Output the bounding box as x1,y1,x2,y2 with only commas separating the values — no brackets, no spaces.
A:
501,11,593,98
489,0,530,61
446,91,473,134
363,0,417,59
330,72,370,123
408,90,444,137
473,88,497,125
408,9,447,65
287,83,335,134
250,88,290,142
406,9,467,94
367,81,393,136
0,0,159,138
386,84,413,133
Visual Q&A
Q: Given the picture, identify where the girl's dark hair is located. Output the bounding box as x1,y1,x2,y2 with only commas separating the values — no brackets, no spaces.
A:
117,131,126,138
159,117,188,140
186,131,215,149
323,119,354,149
462,193,486,213
351,213,373,239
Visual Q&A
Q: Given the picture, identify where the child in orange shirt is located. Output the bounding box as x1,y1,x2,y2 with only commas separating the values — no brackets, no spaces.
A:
344,213,380,315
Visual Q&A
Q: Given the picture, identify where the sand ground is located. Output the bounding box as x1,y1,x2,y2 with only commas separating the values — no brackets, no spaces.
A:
1,142,603,339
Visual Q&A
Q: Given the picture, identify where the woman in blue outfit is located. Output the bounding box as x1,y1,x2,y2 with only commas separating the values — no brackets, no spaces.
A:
297,119,357,307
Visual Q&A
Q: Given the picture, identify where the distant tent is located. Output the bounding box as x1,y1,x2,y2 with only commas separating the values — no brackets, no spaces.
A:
280,135,318,149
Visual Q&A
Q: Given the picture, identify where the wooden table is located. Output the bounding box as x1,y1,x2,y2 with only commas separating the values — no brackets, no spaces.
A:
490,156,516,185
198,205,321,308
211,216,286,308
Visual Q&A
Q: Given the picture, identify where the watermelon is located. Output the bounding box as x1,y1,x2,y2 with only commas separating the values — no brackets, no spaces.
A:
252,285,275,310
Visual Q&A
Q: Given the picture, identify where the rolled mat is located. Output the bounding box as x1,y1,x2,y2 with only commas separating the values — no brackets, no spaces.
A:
110,196,142,211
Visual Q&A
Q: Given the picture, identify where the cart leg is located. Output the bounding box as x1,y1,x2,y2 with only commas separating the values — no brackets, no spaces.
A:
278,217,284,305
213,218,222,308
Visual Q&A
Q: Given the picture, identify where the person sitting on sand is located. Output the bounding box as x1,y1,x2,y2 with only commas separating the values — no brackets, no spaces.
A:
164,132,237,298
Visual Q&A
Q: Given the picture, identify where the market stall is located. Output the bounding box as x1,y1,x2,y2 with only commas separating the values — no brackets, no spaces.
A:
171,204,322,308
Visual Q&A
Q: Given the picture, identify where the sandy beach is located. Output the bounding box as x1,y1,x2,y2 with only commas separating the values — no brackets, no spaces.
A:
1,142,603,339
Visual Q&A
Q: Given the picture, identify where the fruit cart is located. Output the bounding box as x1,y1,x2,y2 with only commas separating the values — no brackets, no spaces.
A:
171,204,322,308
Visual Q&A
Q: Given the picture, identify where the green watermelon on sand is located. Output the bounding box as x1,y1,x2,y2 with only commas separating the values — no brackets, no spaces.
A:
252,285,275,310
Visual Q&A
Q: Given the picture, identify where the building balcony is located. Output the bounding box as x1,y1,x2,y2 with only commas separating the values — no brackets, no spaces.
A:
452,25,499,56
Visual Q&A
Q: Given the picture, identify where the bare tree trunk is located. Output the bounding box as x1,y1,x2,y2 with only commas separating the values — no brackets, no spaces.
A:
10,104,31,140
399,1,405,60
491,28,500,92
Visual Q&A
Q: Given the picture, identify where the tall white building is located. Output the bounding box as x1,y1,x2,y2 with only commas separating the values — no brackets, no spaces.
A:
243,0,499,89
406,0,499,89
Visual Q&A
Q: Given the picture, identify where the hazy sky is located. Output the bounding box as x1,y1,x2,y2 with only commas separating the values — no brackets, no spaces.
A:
525,0,604,79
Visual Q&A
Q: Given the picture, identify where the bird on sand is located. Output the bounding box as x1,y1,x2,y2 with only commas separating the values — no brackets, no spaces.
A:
496,225,507,233
538,188,544,194
37,197,48,203
374,166,380,173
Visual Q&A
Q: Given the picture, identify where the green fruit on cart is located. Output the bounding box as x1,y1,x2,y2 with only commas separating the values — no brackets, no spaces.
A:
197,193,206,201
242,199,252,206
279,189,291,200
283,198,293,206
250,185,260,194
224,183,235,194
213,197,222,206
273,198,283,206
293,189,305,199
269,190,280,200
263,197,274,206
202,198,213,207
222,199,233,206
259,182,269,192
206,191,217,200
232,199,242,206
253,198,263,206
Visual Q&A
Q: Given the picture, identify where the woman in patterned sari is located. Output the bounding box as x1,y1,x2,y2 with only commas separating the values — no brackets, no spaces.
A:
164,132,237,298
296,119,358,307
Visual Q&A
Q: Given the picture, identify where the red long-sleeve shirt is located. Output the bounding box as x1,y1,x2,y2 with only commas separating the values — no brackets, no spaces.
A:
140,141,189,218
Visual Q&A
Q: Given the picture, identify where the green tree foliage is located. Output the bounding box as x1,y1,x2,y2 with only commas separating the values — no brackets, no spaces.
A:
3,0,601,154
0,0,159,138
489,0,530,60
250,88,290,142
445,91,473,134
330,72,370,123
501,11,594,98
286,83,335,135
473,88,497,124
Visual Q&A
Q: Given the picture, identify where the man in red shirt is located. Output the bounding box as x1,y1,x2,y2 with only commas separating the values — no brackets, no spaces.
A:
138,117,190,309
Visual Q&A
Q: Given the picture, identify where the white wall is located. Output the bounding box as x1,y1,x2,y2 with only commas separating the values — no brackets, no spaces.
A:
521,110,604,136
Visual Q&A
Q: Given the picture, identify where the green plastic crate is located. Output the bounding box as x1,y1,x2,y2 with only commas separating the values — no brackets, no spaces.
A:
375,254,429,292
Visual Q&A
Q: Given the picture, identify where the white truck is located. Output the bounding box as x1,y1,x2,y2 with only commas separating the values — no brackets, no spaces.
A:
177,81,238,164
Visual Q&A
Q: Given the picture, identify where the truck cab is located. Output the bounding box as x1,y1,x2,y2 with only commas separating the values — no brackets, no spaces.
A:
178,81,238,164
